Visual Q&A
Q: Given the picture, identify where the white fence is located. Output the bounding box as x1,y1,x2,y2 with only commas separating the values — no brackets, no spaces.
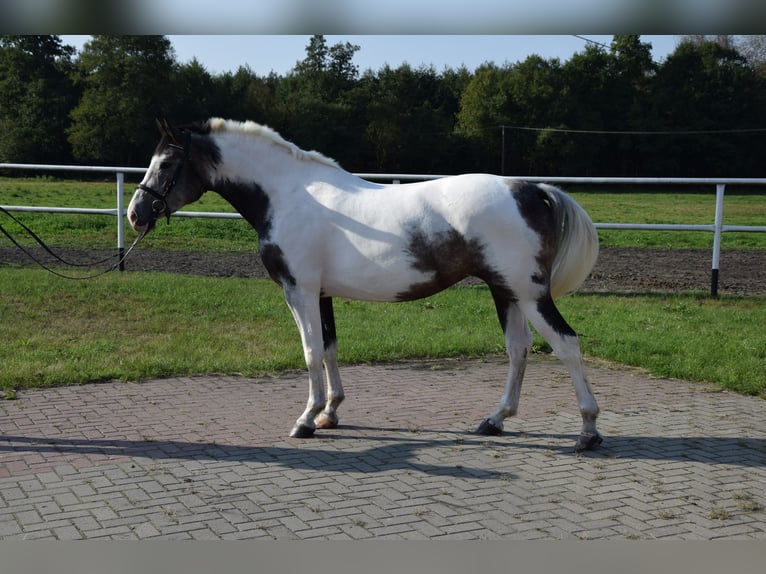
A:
1,163,765,296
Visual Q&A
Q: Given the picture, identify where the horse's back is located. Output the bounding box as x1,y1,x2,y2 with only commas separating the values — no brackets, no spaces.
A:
298,174,548,301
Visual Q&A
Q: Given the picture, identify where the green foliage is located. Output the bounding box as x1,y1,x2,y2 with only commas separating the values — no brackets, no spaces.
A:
0,35,78,164
2,34,766,177
647,40,765,177
67,35,176,166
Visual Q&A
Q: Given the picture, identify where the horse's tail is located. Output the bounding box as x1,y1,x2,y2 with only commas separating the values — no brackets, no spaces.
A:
540,184,599,299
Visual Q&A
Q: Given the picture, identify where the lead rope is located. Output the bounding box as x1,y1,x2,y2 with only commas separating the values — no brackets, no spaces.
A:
0,206,146,280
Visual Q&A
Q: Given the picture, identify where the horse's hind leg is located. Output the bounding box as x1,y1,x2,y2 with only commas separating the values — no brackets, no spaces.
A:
523,294,602,452
315,297,345,429
477,300,532,436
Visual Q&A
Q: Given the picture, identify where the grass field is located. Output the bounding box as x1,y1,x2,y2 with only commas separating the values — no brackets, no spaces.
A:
1,177,765,399
0,268,764,398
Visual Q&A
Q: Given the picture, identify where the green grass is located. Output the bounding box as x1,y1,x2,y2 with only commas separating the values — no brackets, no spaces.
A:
2,177,765,399
572,188,766,249
557,292,766,396
1,176,765,250
1,268,764,398
0,176,256,251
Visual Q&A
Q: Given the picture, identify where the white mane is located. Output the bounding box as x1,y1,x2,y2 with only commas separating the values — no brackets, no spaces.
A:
207,118,340,169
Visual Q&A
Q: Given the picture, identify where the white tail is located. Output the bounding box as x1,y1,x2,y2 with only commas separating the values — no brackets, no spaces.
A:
540,184,599,299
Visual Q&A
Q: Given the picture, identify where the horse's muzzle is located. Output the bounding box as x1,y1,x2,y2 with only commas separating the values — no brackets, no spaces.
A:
127,204,157,233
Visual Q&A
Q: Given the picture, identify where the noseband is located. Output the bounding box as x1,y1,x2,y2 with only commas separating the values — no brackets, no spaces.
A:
136,130,192,223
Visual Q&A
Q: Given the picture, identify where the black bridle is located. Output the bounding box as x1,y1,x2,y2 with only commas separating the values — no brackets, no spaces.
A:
136,130,192,224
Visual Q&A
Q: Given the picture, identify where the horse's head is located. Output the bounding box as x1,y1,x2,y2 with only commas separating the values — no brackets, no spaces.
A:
128,119,208,232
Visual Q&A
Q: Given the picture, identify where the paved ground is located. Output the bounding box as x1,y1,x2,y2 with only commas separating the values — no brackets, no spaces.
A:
1,355,764,540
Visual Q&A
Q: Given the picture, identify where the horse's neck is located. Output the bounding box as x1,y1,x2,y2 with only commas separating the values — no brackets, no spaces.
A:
213,134,348,194
209,135,358,236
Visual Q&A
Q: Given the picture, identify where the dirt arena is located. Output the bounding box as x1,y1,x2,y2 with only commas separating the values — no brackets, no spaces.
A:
2,246,763,295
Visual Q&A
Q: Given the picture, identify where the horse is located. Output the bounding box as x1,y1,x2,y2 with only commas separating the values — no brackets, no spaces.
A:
128,118,603,452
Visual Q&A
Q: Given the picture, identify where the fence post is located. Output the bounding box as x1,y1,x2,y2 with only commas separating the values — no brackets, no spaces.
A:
710,183,725,297
116,172,126,271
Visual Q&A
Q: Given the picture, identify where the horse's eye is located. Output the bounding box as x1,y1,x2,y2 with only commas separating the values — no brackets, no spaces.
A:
159,161,172,170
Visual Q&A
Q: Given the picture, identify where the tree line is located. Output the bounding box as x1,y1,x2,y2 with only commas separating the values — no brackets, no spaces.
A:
1,34,765,178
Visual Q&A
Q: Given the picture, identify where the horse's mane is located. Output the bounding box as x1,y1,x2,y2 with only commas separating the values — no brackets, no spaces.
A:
205,118,340,170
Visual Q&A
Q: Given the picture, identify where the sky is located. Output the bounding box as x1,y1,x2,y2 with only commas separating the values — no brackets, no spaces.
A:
60,35,683,77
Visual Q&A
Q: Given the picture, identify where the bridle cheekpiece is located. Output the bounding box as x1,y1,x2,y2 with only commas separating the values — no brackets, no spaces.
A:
136,129,192,224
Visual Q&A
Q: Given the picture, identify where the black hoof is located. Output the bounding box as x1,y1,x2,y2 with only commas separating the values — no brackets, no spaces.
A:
574,432,603,453
289,424,316,438
476,418,503,436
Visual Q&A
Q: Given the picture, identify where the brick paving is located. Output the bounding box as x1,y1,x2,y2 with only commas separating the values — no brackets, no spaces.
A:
1,355,764,540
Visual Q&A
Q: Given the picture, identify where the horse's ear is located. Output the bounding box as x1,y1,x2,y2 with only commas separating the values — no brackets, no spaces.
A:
155,117,167,135
156,118,181,145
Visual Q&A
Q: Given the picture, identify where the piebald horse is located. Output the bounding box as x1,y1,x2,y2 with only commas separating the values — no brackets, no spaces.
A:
128,118,603,452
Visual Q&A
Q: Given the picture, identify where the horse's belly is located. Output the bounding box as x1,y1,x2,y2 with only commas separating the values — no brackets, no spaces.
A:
321,265,432,302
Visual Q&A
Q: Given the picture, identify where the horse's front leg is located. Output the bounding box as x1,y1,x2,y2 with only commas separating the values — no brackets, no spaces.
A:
314,297,345,429
283,286,326,438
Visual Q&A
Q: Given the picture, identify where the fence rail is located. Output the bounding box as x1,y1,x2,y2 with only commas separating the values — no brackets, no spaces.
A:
2,163,766,296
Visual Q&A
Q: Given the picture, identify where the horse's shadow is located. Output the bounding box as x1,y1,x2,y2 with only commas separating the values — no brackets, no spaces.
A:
1,428,765,481
1,428,507,479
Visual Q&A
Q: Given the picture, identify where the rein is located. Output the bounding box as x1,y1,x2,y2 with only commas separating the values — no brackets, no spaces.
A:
0,204,146,280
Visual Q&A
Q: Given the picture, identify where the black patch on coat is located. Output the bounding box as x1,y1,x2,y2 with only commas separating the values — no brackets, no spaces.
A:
213,179,273,241
260,243,296,287
513,183,555,240
488,283,519,334
320,297,337,350
513,183,557,285
180,122,222,164
191,130,223,168
155,124,222,175
396,226,510,302
536,294,577,337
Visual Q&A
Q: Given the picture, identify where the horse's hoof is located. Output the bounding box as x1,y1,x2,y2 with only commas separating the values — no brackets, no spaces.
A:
289,424,316,438
314,412,339,429
476,418,503,436
574,432,603,453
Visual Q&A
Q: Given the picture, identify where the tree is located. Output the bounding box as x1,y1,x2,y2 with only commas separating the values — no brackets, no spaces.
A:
604,35,656,176
649,38,765,176
557,44,612,175
0,35,77,164
294,35,329,77
734,35,766,77
504,55,565,174
362,63,462,172
169,58,216,123
456,55,570,175
67,35,176,165
291,34,360,100
455,63,511,173
275,35,363,167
